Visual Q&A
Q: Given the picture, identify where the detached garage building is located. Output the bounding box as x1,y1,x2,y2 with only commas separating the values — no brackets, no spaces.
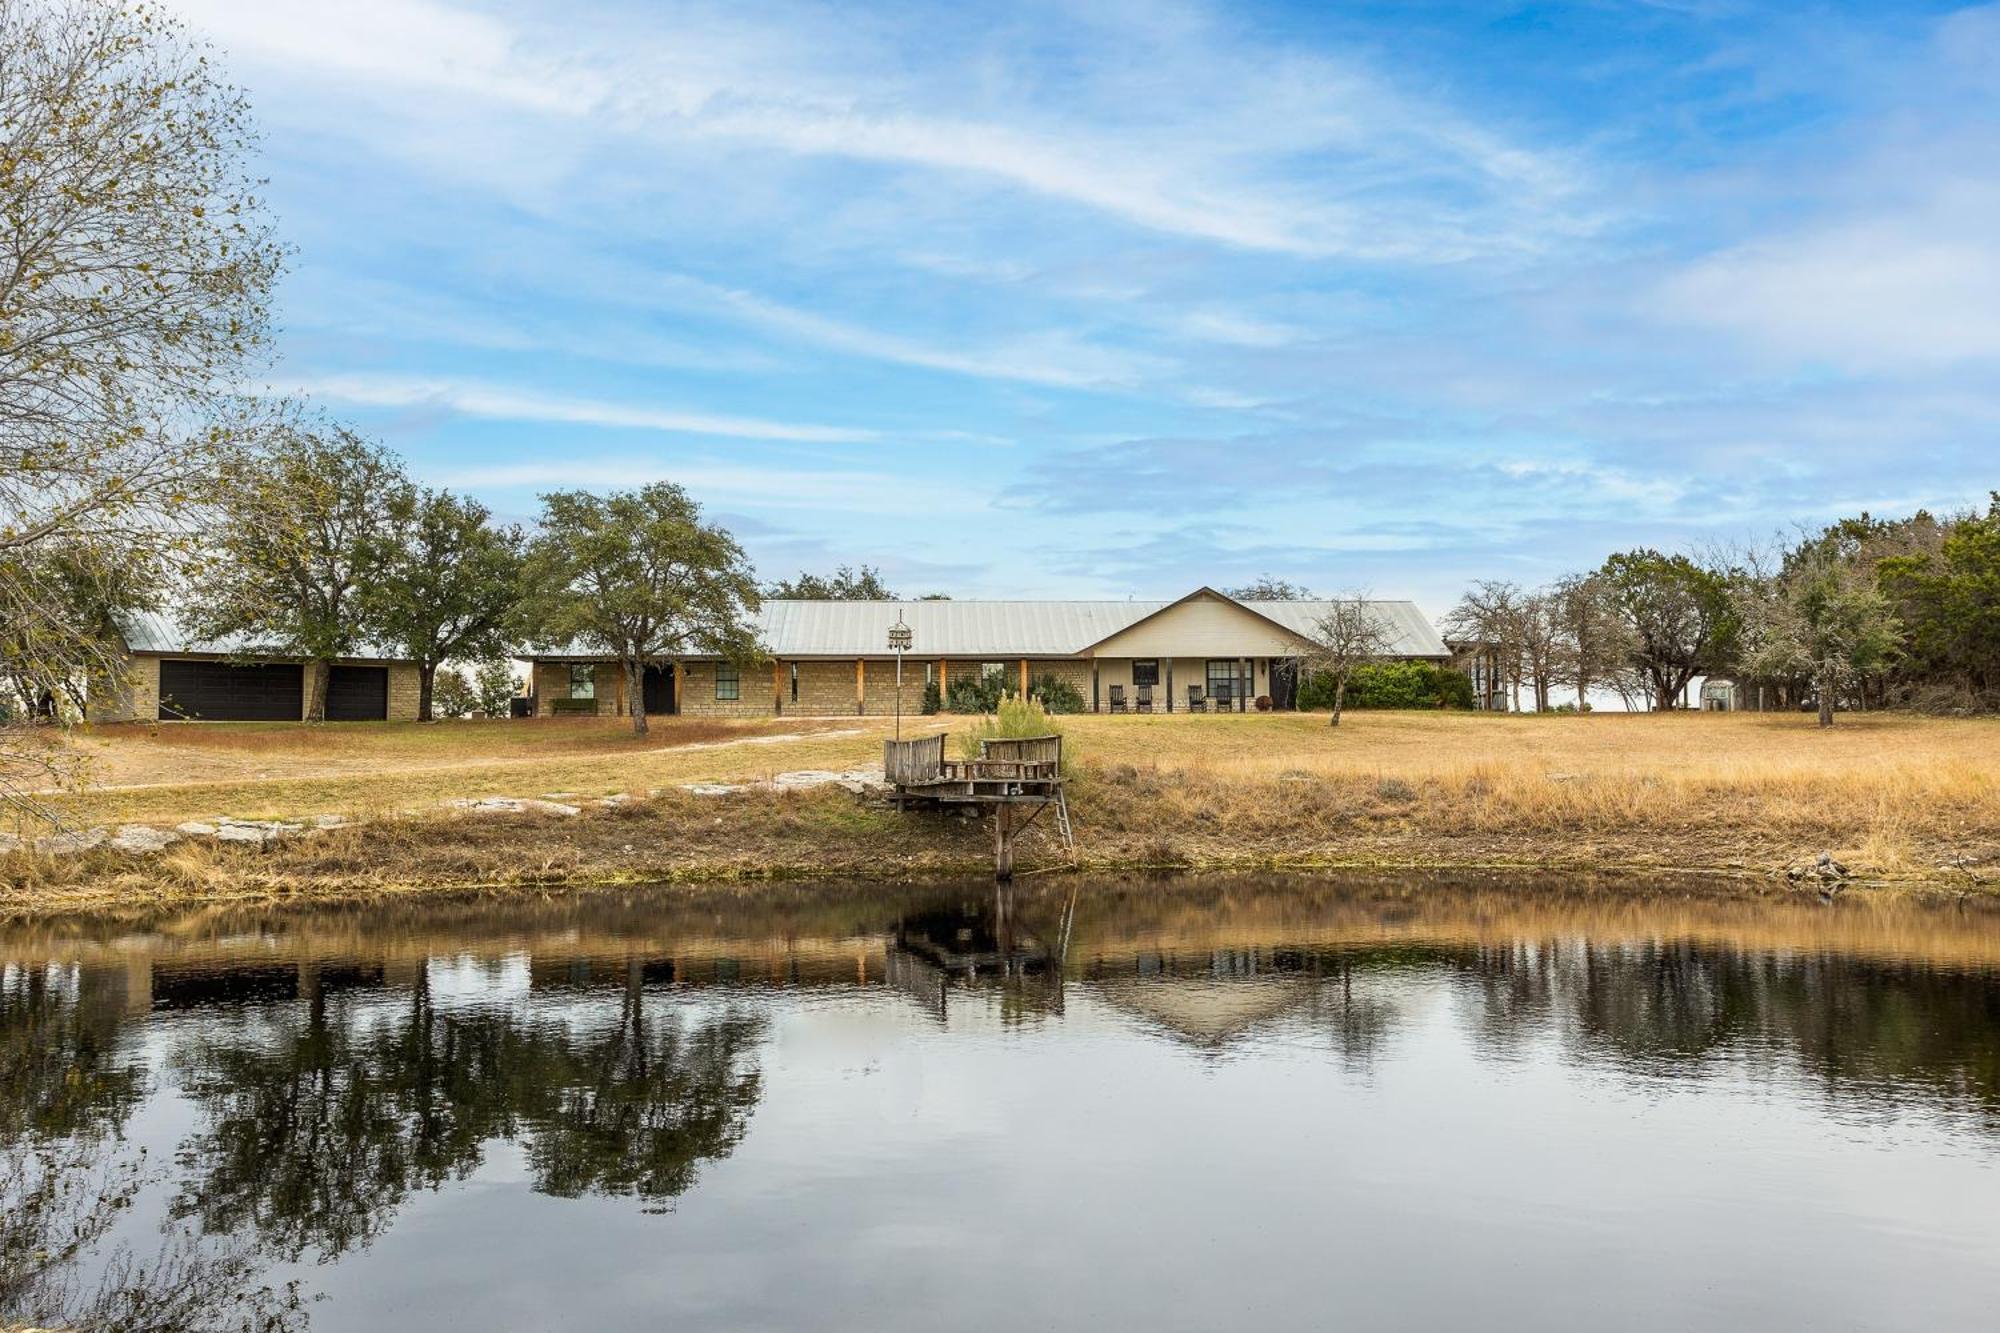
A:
88,613,421,723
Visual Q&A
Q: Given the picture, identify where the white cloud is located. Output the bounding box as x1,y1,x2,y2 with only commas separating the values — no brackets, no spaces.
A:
429,458,985,515
297,373,876,443
1656,202,2000,368
169,0,1594,262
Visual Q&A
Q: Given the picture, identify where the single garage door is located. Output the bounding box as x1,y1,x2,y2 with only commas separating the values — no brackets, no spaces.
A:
158,659,303,721
325,665,389,721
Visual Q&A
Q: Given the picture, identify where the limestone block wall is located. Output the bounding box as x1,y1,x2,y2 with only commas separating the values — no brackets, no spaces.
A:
531,660,627,716
679,661,779,718
87,651,160,723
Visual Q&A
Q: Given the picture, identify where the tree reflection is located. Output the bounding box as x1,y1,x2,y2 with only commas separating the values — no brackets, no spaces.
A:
169,961,766,1259
0,963,148,1141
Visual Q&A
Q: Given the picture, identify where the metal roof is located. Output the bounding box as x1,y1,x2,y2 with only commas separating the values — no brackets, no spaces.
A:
115,611,410,662
618,594,1448,659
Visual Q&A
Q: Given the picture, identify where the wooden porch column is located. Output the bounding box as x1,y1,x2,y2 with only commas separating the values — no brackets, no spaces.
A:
1165,661,1174,712
675,662,688,714
1019,658,1029,698
855,658,866,715
937,659,948,708
772,660,784,715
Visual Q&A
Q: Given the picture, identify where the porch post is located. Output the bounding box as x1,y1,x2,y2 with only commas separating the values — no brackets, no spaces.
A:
675,662,688,714
1165,660,1174,712
855,658,866,715
1091,661,1100,712
772,659,784,715
1019,657,1028,698
937,659,948,708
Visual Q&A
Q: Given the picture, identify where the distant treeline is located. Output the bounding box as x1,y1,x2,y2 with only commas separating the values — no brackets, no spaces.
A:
1440,493,2000,721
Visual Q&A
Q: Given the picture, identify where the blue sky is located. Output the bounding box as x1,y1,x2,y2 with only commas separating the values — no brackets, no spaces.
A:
171,0,2000,613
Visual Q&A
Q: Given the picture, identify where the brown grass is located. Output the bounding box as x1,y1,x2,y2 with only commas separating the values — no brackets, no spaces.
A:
6,710,1998,913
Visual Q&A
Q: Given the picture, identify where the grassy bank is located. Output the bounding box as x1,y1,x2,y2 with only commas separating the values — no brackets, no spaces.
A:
5,710,1998,913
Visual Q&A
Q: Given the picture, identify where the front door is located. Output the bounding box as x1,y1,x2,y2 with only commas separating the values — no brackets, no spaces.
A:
642,664,676,715
1269,658,1300,711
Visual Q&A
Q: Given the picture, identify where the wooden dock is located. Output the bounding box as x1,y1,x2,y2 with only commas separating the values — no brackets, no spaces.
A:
884,733,1073,879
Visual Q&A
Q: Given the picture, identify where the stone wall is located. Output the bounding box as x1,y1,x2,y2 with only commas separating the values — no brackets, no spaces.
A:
679,661,780,718
531,660,627,717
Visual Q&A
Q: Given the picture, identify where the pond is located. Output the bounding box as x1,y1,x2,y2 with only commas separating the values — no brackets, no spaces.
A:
4,875,1999,1331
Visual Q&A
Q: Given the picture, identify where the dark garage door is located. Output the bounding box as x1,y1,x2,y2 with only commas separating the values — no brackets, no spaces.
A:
326,665,389,721
158,659,303,721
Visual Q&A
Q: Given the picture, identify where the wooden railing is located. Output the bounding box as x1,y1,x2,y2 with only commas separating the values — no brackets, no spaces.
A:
978,734,1062,769
884,733,946,785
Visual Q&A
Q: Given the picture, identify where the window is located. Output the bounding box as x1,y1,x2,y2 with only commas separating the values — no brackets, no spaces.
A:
1131,660,1159,688
1206,660,1238,700
568,665,596,700
715,662,740,701
789,662,799,703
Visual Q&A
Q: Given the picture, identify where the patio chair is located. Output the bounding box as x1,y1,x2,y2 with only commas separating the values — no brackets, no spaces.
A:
1186,685,1205,713
1135,685,1154,713
1108,684,1127,713
1210,686,1232,714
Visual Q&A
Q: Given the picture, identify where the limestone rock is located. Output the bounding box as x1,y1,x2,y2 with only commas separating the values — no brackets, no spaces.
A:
176,821,218,836
447,796,580,817
110,825,180,854
213,819,303,844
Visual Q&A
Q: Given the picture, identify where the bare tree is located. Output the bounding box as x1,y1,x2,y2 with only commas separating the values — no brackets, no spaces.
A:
1299,593,1395,727
0,0,280,799
1443,581,1523,708
1550,572,1630,710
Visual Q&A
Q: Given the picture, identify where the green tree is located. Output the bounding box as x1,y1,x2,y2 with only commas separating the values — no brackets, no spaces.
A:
1597,550,1739,711
472,658,518,717
1880,495,2000,702
1740,543,1902,727
524,484,762,736
362,488,526,720
431,667,476,718
0,0,280,794
765,563,893,599
186,425,406,721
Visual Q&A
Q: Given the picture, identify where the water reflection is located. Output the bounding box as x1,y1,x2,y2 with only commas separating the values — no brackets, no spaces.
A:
3,875,1999,1330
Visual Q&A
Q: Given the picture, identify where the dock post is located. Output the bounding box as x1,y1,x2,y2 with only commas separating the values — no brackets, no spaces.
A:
994,803,1015,881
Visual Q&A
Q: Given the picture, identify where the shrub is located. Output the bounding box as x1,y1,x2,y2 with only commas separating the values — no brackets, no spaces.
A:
920,680,941,715
947,672,1005,714
959,693,1070,774
1297,661,1475,711
432,668,476,719
1029,671,1086,714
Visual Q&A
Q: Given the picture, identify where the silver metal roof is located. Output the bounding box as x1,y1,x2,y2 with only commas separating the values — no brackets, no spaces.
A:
742,594,1447,659
115,611,409,662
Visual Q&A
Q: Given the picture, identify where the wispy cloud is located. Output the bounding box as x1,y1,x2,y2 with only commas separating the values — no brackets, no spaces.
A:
298,373,877,443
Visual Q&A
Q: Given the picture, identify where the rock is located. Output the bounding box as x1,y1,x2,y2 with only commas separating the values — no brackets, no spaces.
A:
598,794,636,807
213,819,303,844
310,814,353,829
446,797,580,817
772,767,888,794
109,825,179,854
176,821,218,836
39,827,107,855
1786,851,1852,884
681,783,747,797
0,831,20,854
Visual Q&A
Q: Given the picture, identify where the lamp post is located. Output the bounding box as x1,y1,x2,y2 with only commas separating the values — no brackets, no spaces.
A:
887,611,913,740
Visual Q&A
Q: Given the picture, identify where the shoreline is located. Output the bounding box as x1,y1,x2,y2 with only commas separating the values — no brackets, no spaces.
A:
5,779,1994,919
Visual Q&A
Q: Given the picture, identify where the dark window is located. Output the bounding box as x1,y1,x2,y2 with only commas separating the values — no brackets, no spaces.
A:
568,665,596,699
1132,660,1160,688
715,663,740,700
1207,660,1239,700
789,662,799,703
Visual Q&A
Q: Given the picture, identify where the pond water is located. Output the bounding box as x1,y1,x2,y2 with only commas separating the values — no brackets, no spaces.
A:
4,875,2000,1331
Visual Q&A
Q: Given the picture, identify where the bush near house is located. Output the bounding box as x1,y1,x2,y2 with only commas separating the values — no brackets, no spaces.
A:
920,680,941,715
1298,662,1475,711
1029,672,1086,714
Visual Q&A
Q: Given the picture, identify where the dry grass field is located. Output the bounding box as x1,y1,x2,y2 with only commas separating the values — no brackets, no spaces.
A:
6,709,1998,911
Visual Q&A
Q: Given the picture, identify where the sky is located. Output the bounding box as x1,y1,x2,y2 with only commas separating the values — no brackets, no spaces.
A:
166,0,2000,615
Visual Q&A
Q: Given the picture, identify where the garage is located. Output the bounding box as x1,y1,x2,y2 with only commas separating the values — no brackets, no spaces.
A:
325,665,389,721
158,659,304,721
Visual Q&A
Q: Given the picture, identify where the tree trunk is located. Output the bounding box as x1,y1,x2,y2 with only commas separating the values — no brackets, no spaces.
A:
418,662,436,722
1330,678,1345,727
1816,667,1836,728
626,658,647,736
306,660,329,722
